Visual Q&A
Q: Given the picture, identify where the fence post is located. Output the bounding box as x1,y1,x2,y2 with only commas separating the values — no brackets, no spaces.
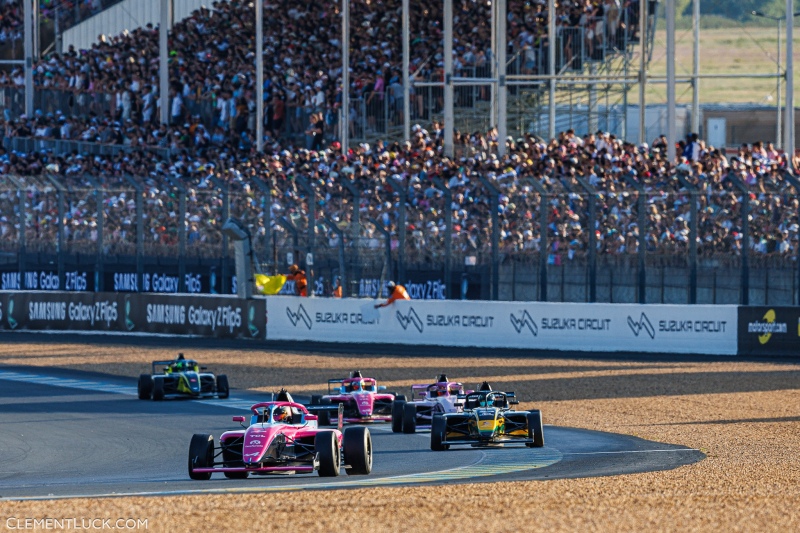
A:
394,184,407,285
164,175,187,293
676,171,698,304
528,178,549,302
122,175,144,292
623,174,646,303
576,177,597,302
209,177,231,294
252,177,273,273
295,175,316,296
85,177,105,292
4,176,26,288
728,171,750,305
477,174,500,300
322,216,347,296
369,217,393,291
783,171,800,305
340,177,362,293
45,174,66,291
431,176,452,299
276,216,300,273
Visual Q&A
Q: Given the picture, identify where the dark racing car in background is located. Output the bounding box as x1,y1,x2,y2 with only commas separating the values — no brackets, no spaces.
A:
430,382,544,450
138,353,229,401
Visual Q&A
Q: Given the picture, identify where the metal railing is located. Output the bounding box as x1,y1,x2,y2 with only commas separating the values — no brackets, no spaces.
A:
0,167,797,304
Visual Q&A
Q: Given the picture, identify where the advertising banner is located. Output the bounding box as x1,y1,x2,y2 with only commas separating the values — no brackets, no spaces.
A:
266,297,738,355
0,292,265,340
737,306,800,357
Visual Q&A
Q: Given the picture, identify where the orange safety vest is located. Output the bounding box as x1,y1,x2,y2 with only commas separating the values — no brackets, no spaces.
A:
386,285,411,305
288,271,308,297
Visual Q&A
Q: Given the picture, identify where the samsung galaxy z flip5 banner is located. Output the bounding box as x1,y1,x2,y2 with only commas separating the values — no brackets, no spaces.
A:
0,292,265,339
267,297,738,355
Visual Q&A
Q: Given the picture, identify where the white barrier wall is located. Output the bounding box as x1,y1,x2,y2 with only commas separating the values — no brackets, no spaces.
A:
266,297,738,355
63,0,211,52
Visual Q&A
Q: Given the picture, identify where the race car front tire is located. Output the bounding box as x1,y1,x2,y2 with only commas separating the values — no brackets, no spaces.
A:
188,434,214,480
138,374,153,400
431,415,448,451
152,378,164,401
315,431,340,477
526,410,545,448
343,426,373,475
391,400,405,433
402,402,417,434
216,375,230,399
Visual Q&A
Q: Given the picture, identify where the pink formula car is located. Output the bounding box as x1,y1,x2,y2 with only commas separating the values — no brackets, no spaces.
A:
307,371,402,425
188,390,372,479
391,374,474,433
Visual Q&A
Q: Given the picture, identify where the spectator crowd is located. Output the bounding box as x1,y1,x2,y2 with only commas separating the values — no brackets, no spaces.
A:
0,0,796,268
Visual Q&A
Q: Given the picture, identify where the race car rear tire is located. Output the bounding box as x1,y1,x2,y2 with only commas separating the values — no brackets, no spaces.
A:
431,415,448,451
343,426,373,475
138,374,153,400
152,378,164,401
315,431,340,477
310,395,322,405
395,394,406,402
188,434,214,480
402,402,417,434
391,400,405,433
526,410,545,448
216,375,230,399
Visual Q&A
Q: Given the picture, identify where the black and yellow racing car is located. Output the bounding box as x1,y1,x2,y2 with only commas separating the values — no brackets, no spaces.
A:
138,353,229,401
430,383,544,450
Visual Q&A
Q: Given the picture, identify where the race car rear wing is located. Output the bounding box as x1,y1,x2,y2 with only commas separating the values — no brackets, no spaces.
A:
152,360,176,374
328,379,345,394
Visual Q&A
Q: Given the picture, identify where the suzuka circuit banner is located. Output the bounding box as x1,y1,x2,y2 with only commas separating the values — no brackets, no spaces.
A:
265,297,738,355
0,292,265,340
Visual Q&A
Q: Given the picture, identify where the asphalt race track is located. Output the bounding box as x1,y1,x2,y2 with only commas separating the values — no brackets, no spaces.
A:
0,363,704,500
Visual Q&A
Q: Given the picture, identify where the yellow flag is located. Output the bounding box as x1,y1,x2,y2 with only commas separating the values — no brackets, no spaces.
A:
255,274,287,295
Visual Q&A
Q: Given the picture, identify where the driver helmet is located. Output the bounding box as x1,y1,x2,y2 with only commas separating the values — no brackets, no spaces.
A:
352,380,361,391
273,406,291,423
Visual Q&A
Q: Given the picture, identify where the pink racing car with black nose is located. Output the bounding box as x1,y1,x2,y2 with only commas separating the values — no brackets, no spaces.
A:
307,371,403,425
188,390,372,479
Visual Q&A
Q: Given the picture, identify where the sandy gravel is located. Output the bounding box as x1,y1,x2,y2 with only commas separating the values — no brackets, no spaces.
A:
1,340,800,532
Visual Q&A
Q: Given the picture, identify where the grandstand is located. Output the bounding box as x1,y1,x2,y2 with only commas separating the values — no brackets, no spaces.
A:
0,0,797,306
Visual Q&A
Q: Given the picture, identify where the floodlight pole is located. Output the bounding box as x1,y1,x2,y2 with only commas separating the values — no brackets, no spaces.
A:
548,0,556,139
786,0,795,162
160,0,172,126
256,0,264,152
402,0,410,141
497,0,507,156
341,0,350,155
666,0,677,161
24,0,33,117
691,0,700,135
443,0,454,158
638,0,648,144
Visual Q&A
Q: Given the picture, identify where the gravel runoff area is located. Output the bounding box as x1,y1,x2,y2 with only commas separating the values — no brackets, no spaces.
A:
1,339,799,532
